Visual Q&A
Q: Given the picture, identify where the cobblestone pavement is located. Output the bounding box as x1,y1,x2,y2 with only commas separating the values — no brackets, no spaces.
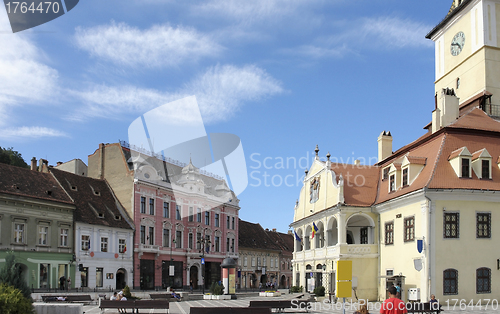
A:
81,297,500,314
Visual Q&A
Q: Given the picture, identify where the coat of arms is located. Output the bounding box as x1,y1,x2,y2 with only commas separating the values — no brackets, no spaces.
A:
310,177,320,203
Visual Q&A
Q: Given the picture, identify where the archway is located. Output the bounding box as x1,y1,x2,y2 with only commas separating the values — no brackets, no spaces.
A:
190,266,198,289
346,213,375,244
250,273,257,288
280,275,286,288
327,217,338,246
116,268,127,290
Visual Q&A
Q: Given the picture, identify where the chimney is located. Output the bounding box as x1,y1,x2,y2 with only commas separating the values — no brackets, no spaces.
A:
31,157,36,171
56,161,63,166
433,88,459,133
38,159,49,173
377,131,393,162
272,228,277,232
354,159,360,166
288,230,293,235
98,143,105,179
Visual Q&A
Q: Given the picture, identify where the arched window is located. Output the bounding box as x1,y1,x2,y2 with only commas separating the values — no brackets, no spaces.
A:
476,268,491,294
443,269,458,295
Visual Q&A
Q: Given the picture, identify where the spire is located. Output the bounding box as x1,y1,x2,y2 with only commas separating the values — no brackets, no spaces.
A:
315,145,319,157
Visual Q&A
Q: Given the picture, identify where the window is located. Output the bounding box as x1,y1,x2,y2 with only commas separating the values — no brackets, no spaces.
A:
140,226,146,244
100,237,108,252
476,213,491,238
226,238,230,252
81,235,90,251
119,239,126,253
385,222,394,245
444,213,459,238
140,196,146,214
227,216,230,229
271,258,274,268
196,233,201,250
176,205,181,220
244,256,248,267
389,175,395,192
205,235,211,252
383,167,390,180
205,212,210,225
189,207,194,222
482,160,490,179
176,231,182,248
231,239,235,252
96,268,103,287
189,233,193,249
402,168,408,186
404,217,415,242
232,217,235,229
251,257,255,267
149,198,155,215
360,227,368,244
60,228,69,247
443,269,458,295
476,267,491,293
38,226,48,245
148,227,154,245
215,214,220,227
461,158,470,177
163,229,170,247
14,223,25,244
215,236,220,252
163,202,170,218
197,208,202,222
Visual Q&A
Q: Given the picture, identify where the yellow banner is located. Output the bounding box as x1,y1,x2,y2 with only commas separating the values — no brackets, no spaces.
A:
229,273,235,294
336,281,352,298
336,260,352,281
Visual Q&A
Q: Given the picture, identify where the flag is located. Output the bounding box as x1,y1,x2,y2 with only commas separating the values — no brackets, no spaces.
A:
312,222,318,239
123,243,127,253
294,231,301,242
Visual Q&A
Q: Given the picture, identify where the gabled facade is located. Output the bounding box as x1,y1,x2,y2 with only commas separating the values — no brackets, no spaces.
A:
50,168,134,290
88,142,239,290
265,228,294,289
0,162,75,290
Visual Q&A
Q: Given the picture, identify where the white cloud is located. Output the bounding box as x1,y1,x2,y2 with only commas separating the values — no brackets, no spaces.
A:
0,127,68,140
0,11,59,108
74,22,223,68
71,64,284,123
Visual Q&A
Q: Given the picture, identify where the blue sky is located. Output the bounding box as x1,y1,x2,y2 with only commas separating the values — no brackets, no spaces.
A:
0,1,452,233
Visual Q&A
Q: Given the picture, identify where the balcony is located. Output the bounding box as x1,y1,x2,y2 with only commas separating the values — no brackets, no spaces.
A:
293,244,378,261
481,103,500,118
139,244,160,253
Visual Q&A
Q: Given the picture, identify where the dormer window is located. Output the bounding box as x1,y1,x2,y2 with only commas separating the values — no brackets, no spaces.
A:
389,175,395,192
402,168,408,187
472,149,492,179
482,160,490,179
383,167,390,180
448,147,472,178
387,162,401,192
461,158,470,177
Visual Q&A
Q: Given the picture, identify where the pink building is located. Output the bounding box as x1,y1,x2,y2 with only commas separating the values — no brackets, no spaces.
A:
88,142,239,290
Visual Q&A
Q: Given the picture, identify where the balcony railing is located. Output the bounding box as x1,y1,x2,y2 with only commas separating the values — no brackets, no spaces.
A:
481,103,500,118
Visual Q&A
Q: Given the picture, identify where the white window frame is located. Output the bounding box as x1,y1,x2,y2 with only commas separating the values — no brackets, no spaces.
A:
14,222,25,244
60,228,69,247
100,237,108,252
81,235,90,251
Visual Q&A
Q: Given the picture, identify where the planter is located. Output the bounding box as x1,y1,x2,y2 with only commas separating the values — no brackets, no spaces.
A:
211,295,231,300
259,292,281,297
259,292,267,297
203,295,212,300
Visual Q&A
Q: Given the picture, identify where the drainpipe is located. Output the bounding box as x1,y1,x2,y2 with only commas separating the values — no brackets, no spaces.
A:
377,213,381,301
423,188,432,301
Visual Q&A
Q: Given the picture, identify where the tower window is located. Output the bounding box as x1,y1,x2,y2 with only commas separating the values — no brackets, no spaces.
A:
456,77,460,89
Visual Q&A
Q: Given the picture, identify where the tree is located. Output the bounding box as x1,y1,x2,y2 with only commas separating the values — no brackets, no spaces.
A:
0,284,34,314
0,147,29,168
0,253,31,300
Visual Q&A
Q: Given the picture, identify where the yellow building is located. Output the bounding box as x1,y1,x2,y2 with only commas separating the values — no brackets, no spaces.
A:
292,0,500,303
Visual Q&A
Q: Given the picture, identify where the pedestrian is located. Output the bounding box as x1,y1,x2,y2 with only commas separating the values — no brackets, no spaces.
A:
354,304,369,314
429,294,439,310
67,277,71,290
190,279,193,293
380,286,407,314
395,283,401,299
110,292,118,300
59,276,66,290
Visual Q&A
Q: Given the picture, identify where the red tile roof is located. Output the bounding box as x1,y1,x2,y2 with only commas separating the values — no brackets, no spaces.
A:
238,219,281,251
330,163,379,207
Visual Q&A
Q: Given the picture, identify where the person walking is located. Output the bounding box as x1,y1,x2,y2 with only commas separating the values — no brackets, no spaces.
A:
380,286,407,314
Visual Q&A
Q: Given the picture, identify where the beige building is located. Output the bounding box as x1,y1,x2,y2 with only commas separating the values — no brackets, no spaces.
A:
292,0,500,303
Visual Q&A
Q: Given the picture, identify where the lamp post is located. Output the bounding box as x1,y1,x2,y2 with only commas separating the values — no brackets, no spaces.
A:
197,234,211,295
170,238,175,288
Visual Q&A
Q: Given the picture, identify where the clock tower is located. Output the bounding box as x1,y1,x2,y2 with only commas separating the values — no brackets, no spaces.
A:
426,0,500,106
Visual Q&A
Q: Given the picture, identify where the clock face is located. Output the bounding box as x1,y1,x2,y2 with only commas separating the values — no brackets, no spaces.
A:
451,31,465,56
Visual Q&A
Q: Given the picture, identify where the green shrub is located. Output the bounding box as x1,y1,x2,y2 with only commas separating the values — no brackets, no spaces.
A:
0,284,34,314
290,286,303,293
0,253,31,300
209,282,224,295
123,285,132,298
313,286,325,296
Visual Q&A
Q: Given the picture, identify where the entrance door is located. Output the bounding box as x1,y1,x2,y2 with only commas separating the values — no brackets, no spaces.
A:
140,260,155,290
190,266,198,289
116,268,126,290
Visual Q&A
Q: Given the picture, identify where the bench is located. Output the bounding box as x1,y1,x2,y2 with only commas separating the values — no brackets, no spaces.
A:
99,299,169,313
150,293,173,299
407,302,442,314
42,295,93,303
249,300,312,313
190,307,271,314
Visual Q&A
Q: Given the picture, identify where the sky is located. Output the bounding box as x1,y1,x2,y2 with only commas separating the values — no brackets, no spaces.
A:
0,0,453,233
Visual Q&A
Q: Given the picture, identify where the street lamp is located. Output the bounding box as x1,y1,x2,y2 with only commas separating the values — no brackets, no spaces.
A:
170,238,176,288
197,234,211,295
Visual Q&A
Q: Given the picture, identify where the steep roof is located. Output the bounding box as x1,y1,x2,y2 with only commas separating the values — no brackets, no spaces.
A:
238,219,281,251
426,0,472,39
50,168,133,229
0,163,72,204
265,230,294,254
330,163,380,207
